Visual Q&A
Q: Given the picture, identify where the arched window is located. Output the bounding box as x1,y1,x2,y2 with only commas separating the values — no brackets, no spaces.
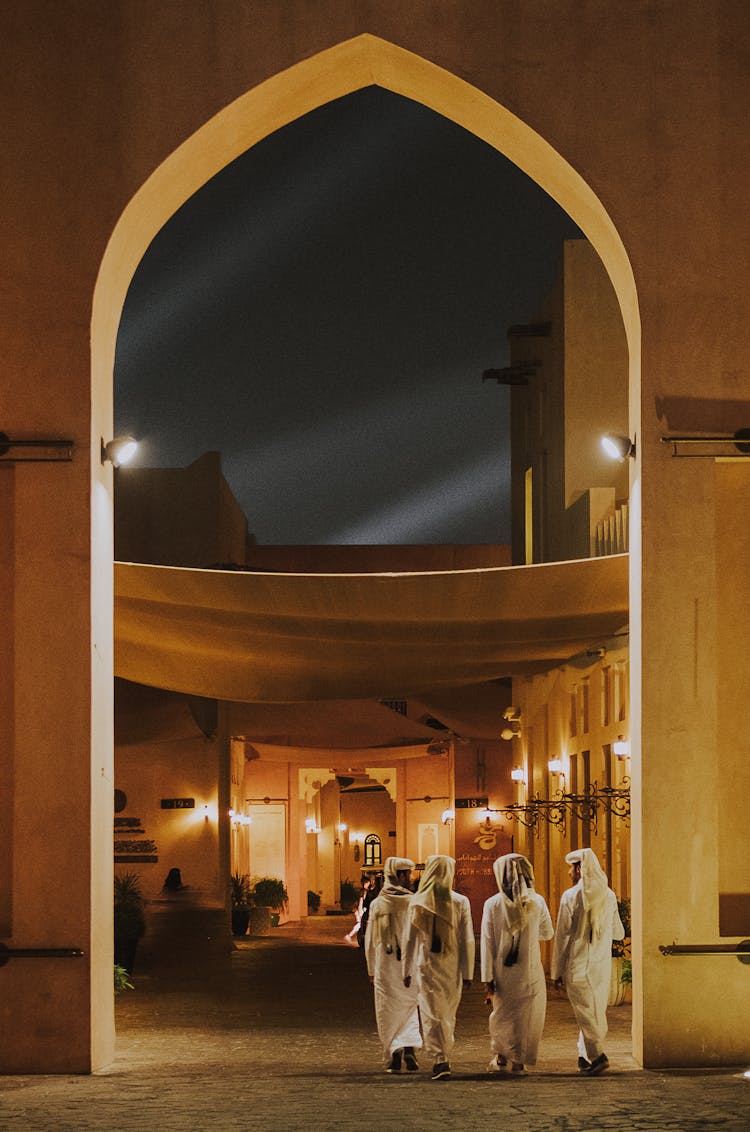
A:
364,834,382,867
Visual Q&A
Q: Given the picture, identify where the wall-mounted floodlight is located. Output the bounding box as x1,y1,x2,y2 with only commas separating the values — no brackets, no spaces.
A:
101,435,138,467
548,758,564,775
510,767,526,784
613,736,630,759
601,433,635,461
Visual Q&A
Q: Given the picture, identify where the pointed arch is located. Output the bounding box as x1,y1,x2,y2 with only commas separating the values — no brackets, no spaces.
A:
93,33,639,404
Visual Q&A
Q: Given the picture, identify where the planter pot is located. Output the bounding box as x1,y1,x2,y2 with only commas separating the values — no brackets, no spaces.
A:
231,906,251,936
114,935,139,975
608,956,631,1006
247,905,272,937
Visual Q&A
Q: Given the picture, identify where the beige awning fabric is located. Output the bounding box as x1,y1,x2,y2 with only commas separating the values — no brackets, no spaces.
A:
114,554,628,703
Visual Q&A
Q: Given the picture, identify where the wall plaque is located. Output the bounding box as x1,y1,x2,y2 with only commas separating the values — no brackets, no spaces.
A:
160,798,195,809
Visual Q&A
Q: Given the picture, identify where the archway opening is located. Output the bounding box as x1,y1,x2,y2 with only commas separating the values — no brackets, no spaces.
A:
94,32,640,1063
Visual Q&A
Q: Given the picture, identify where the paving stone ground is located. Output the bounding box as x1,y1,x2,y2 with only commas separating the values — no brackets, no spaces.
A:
1,914,748,1131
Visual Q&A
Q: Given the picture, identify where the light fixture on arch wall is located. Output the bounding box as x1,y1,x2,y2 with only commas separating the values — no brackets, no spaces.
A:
601,432,635,461
101,435,138,467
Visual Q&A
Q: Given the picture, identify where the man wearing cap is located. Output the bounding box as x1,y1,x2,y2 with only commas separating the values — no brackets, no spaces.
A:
402,854,475,1081
551,847,624,1075
364,856,422,1073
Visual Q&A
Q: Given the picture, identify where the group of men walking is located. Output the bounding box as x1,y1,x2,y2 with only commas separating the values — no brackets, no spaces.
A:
364,848,624,1080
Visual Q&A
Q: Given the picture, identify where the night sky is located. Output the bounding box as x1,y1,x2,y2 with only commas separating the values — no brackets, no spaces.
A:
114,86,581,545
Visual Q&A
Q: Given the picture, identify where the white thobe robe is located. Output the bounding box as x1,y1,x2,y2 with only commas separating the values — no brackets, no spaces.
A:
551,881,624,1060
402,892,475,1063
480,890,554,1065
364,891,421,1061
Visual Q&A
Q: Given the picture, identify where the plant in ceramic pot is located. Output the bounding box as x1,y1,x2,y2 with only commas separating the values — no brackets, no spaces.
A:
230,871,253,936
250,876,289,932
114,872,146,975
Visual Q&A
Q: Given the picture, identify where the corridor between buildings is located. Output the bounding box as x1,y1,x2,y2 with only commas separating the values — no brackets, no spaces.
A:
4,915,747,1131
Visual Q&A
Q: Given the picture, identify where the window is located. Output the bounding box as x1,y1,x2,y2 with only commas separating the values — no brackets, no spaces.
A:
364,834,382,867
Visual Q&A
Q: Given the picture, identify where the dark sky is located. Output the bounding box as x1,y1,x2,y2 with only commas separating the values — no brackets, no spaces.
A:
114,86,581,545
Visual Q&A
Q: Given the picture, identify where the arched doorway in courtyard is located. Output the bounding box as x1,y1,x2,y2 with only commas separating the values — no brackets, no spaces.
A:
93,32,640,1061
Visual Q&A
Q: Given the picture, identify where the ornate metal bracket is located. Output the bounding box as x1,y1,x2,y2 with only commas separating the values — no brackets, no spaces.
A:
488,779,630,838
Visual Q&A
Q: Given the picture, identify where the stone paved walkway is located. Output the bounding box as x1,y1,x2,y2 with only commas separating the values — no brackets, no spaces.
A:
1,915,748,1131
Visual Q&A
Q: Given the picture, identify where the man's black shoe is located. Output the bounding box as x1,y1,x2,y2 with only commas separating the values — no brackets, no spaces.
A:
578,1056,591,1072
586,1053,609,1076
431,1061,451,1080
386,1050,402,1073
404,1048,419,1072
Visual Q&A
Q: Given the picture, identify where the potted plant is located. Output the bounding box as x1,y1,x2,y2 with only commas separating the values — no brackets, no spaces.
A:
609,897,631,1006
249,876,289,933
307,889,321,914
114,872,146,975
114,963,134,995
230,871,253,936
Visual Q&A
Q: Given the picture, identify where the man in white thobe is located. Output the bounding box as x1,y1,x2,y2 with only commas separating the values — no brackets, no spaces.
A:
364,856,421,1073
402,854,474,1080
481,853,554,1074
551,847,624,1075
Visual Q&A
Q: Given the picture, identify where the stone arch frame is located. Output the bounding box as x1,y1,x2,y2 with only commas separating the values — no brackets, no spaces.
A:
92,30,641,1056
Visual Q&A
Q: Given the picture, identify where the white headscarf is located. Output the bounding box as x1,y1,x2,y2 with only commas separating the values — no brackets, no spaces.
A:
370,857,415,953
384,857,415,889
493,853,535,935
409,854,455,956
566,847,609,939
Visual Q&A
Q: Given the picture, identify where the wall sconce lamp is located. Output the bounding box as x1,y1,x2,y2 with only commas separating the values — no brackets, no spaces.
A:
510,767,526,784
0,431,74,462
441,808,455,825
228,809,252,826
660,430,750,458
548,758,564,775
337,822,347,833
101,435,138,467
601,433,636,461
500,706,522,741
613,737,630,759
304,817,321,834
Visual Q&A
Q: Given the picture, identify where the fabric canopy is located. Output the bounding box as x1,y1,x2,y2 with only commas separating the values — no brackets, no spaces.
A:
114,554,628,703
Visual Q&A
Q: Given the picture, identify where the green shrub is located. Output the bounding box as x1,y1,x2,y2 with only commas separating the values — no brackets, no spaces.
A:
307,889,321,913
114,872,146,940
230,871,253,907
252,877,289,910
114,964,134,995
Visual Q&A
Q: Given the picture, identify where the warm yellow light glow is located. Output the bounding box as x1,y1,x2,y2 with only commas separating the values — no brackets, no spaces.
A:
511,767,525,783
102,435,138,467
548,758,564,774
601,433,634,461
337,822,347,833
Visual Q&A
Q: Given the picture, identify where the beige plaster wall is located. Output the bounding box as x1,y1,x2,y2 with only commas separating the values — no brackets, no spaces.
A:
114,735,223,905
563,241,629,510
3,0,749,1070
